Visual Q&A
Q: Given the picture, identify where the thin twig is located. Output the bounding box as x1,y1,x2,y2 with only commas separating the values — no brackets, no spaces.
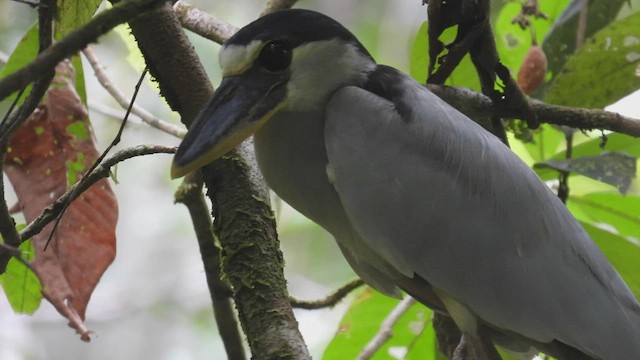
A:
83,46,186,138
88,100,144,124
558,131,574,203
0,0,166,102
173,1,238,44
290,279,365,310
576,0,589,50
44,67,149,250
19,145,176,242
175,172,246,360
0,243,35,272
356,296,417,360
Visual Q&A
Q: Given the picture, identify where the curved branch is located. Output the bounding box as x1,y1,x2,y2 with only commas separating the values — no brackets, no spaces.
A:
125,2,310,358
19,145,176,242
174,173,246,360
427,85,640,137
0,0,167,102
290,279,364,310
173,1,238,44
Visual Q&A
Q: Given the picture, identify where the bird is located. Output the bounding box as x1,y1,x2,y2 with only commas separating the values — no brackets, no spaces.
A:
170,8,640,360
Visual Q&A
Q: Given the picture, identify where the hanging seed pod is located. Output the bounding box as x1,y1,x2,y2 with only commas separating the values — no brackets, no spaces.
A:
517,44,548,95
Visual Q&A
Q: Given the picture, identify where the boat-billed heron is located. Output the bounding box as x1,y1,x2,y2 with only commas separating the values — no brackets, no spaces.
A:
171,9,640,359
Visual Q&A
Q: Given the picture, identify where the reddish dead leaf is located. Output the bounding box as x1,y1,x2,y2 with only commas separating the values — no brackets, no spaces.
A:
4,60,117,341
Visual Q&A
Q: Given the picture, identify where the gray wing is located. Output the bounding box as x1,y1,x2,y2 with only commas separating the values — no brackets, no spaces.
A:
324,69,640,358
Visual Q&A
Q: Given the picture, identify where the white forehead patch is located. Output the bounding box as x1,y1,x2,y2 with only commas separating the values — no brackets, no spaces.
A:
219,40,264,76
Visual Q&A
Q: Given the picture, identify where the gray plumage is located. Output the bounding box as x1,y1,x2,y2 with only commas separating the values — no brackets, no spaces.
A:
255,55,640,360
173,9,640,359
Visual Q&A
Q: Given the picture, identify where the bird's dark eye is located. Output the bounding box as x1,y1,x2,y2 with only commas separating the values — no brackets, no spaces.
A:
257,40,292,72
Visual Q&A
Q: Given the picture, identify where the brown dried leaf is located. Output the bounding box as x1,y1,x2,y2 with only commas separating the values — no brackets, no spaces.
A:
4,60,117,341
517,45,548,95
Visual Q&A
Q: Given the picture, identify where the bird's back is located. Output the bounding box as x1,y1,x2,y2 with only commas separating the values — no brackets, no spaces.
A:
324,65,640,359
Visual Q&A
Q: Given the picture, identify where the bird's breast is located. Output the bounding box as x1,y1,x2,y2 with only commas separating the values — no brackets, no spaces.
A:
253,110,404,297
254,110,346,232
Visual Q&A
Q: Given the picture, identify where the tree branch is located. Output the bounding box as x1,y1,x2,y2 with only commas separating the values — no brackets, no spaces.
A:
0,149,21,272
173,1,238,44
124,2,310,358
290,279,364,310
0,0,167,103
19,145,175,242
175,172,246,360
427,84,640,137
0,0,57,273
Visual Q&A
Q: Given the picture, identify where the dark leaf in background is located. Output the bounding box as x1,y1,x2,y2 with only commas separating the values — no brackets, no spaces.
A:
542,0,629,89
535,152,636,193
3,61,118,341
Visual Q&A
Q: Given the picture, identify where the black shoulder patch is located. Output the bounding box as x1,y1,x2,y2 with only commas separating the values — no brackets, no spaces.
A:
225,9,372,60
362,65,414,121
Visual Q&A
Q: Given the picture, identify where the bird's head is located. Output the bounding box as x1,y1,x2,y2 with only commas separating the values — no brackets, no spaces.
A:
170,9,376,178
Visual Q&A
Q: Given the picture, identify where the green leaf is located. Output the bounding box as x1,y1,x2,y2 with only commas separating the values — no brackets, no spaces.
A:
323,289,436,360
56,0,100,105
0,24,39,105
410,22,429,83
522,124,565,163
0,239,43,315
71,54,87,105
56,0,103,39
495,0,571,78
411,23,480,91
445,55,481,92
535,152,636,193
570,193,640,241
544,11,640,108
570,133,640,158
542,0,629,83
581,222,640,299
